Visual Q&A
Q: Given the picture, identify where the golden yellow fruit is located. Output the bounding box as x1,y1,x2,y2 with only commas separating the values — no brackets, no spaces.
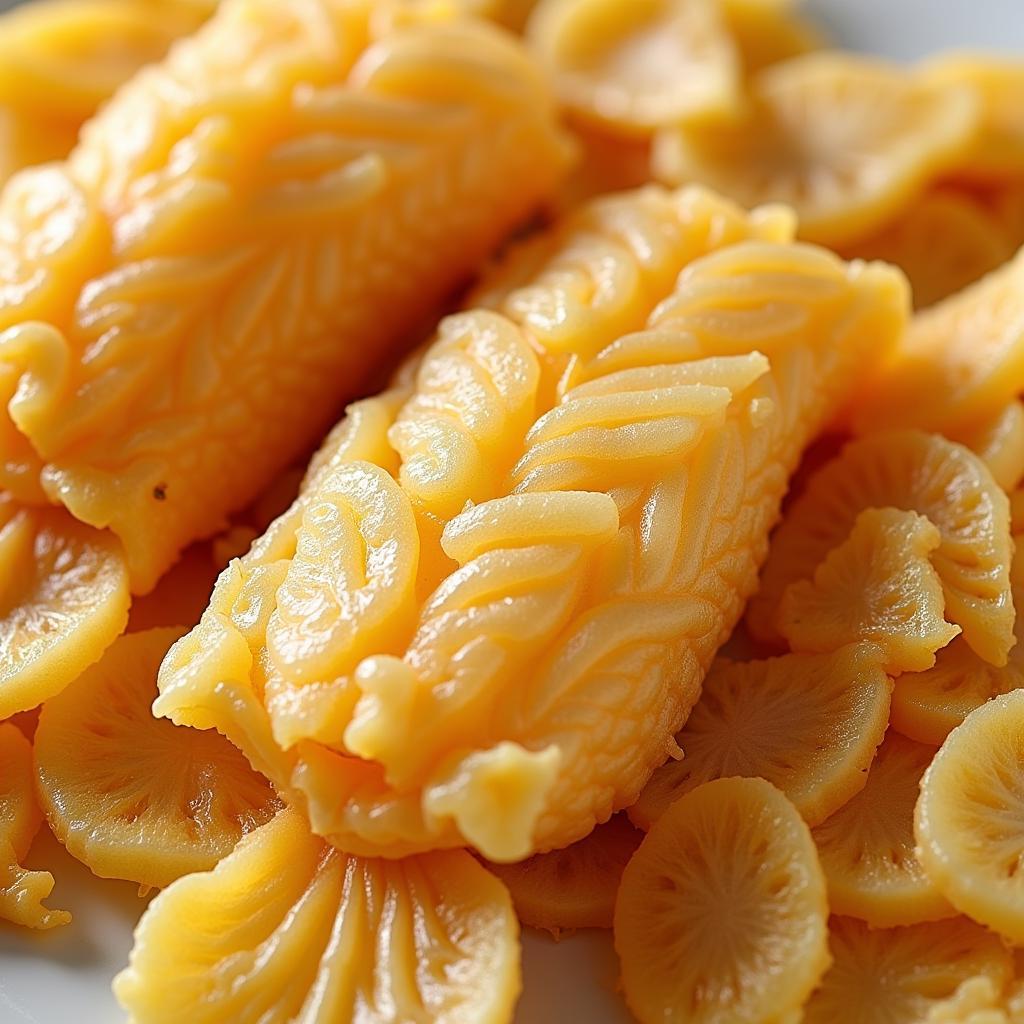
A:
954,400,1024,492
926,976,1013,1024
720,0,823,77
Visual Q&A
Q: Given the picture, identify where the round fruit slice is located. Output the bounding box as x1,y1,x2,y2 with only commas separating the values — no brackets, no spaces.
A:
954,400,1024,493
614,777,830,1024
35,627,279,889
113,807,521,1024
486,813,642,934
652,52,977,246
629,644,891,830
802,915,1013,1024
527,0,741,134
916,689,1024,943
747,430,1014,667
779,508,960,674
812,732,954,927
0,722,69,929
0,497,130,718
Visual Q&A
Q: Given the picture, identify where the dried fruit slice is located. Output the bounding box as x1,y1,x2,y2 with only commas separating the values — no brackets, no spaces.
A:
614,777,830,1024
0,495,130,718
802,916,1013,1024
113,807,521,1024
0,722,69,929
748,431,1014,667
526,0,741,134
916,689,1024,943
35,628,278,889
629,644,891,830
720,0,823,77
812,732,954,927
653,52,977,246
779,508,960,674
954,400,1024,493
486,813,641,934
925,976,1012,1024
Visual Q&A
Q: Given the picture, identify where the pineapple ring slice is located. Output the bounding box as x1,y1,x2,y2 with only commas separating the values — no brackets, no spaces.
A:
0,495,130,718
629,644,891,830
802,915,1013,1024
35,627,279,889
526,0,741,134
614,776,830,1024
113,807,521,1024
779,508,960,674
0,722,69,929
748,430,1014,667
653,52,977,246
812,732,955,928
485,813,642,934
954,400,1024,493
916,689,1024,944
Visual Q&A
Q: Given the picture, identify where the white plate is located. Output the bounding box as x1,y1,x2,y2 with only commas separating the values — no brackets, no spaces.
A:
2,1,1023,1021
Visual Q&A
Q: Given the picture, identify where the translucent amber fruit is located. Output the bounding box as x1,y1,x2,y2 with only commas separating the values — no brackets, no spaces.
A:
629,644,891,830
0,722,69,929
803,916,1013,1024
720,0,823,77
916,689,1024,943
614,777,830,1024
127,544,221,633
653,52,977,246
113,808,521,1024
486,813,642,934
0,496,130,719
526,0,741,134
35,628,278,889
779,508,960,674
812,732,954,928
749,431,1014,667
954,400,1024,493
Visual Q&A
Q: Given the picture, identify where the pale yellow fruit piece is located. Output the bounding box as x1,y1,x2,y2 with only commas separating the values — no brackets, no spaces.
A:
113,807,521,1024
653,52,977,246
486,812,641,934
0,493,129,718
953,400,1024,493
630,644,892,830
749,431,1014,667
526,0,741,135
614,777,830,1024
780,508,960,674
35,628,278,889
0,0,569,593
916,689,1024,944
0,722,69,929
927,976,1012,1024
720,0,823,77
813,732,954,928
803,915,1013,1024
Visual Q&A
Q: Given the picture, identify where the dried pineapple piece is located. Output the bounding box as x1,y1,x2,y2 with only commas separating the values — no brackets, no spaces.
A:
803,915,1012,1024
926,977,1015,1024
0,722,69,929
916,689,1024,944
0,492,129,718
954,400,1024,493
113,807,521,1024
629,644,892,830
653,52,977,246
812,732,954,928
748,431,1014,667
35,628,278,888
0,0,569,592
614,777,830,1024
779,508,960,674
720,0,823,77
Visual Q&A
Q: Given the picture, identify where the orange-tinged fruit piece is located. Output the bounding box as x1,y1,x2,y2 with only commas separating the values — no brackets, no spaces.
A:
614,777,830,1024
812,732,954,928
35,627,278,889
485,813,642,933
0,722,69,929
925,976,1016,1024
954,400,1024,493
629,644,891,830
779,508,960,674
653,52,977,246
803,915,1013,1024
748,430,1014,667
526,0,741,134
0,494,129,719
916,689,1024,944
127,543,222,633
113,807,521,1024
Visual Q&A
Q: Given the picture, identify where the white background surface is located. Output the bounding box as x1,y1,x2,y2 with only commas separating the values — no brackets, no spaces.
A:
1,0,1023,1021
